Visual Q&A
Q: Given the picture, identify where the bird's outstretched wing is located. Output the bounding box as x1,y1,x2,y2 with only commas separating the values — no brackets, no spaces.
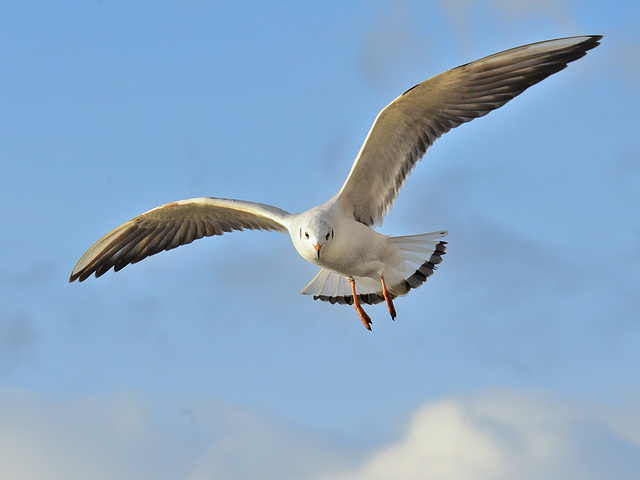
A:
69,197,291,282
335,35,602,227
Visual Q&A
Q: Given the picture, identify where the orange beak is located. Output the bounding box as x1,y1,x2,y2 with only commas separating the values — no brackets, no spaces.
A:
313,243,321,258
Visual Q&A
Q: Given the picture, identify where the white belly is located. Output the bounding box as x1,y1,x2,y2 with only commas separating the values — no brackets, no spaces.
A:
313,221,401,279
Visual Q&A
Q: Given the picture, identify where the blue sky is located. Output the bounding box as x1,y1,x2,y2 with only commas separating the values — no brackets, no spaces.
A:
1,1,639,478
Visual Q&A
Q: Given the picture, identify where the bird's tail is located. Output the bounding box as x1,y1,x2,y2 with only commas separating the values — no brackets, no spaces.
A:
301,231,447,305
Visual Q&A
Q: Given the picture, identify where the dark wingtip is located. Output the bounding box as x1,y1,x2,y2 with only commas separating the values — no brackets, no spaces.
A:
68,273,84,283
68,271,79,283
582,34,603,50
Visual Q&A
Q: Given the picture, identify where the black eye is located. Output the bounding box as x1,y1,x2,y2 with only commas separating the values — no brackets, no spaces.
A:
305,232,309,239
325,232,330,240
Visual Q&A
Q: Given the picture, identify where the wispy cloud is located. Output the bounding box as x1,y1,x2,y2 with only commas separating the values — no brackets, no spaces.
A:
1,388,638,480
0,388,351,480
358,0,434,90
439,0,575,45
0,313,37,372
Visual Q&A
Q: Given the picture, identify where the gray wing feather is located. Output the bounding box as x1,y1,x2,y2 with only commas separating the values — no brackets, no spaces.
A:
70,197,291,282
335,35,602,226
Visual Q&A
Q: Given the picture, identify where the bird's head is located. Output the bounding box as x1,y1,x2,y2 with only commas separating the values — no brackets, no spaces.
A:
296,218,334,260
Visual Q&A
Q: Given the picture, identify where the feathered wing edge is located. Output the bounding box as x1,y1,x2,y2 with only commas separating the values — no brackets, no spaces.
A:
70,197,291,282
301,231,447,305
334,35,602,228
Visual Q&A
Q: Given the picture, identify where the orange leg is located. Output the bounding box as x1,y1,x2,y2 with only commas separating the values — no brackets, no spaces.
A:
381,276,397,320
349,278,372,330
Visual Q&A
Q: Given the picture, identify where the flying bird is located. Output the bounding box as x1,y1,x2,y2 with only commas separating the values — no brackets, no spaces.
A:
70,35,601,330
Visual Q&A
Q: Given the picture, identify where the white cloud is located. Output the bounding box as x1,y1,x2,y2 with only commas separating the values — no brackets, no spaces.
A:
1,388,639,480
319,400,505,480
316,391,640,480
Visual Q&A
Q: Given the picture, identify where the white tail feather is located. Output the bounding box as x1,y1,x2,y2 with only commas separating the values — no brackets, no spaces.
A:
301,230,447,305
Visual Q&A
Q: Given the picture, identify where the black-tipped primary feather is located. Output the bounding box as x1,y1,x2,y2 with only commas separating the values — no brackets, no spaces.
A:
69,198,290,282
336,35,602,227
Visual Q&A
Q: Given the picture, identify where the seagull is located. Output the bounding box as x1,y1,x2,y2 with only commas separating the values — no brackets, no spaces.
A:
70,35,601,330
